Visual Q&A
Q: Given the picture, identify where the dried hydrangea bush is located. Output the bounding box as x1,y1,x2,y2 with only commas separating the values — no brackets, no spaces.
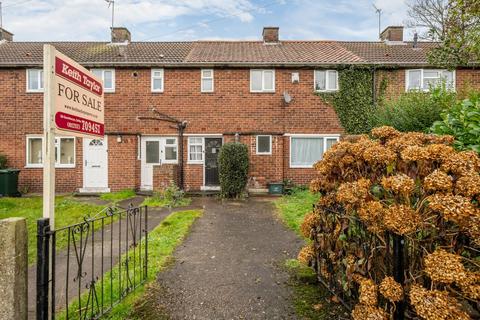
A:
302,126,480,319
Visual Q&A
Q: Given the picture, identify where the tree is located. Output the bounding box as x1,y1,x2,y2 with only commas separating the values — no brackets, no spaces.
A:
405,0,450,40
428,0,480,68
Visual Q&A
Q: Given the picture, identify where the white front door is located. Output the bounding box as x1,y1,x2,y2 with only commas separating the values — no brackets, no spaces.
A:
82,138,109,192
141,136,178,191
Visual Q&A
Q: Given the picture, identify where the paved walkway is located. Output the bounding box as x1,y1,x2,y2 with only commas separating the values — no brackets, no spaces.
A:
27,196,202,319
153,197,303,319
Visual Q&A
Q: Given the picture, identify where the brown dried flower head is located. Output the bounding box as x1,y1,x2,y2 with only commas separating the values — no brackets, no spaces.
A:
441,150,480,176
424,249,467,284
381,173,415,195
363,144,396,166
351,304,388,320
424,144,455,162
300,212,321,238
298,244,315,266
428,194,477,225
354,275,378,306
425,134,455,145
357,201,385,234
379,276,403,302
458,272,480,300
424,170,453,193
371,126,400,140
383,204,421,235
401,145,430,162
336,178,371,208
409,285,470,320
386,132,426,151
455,172,480,198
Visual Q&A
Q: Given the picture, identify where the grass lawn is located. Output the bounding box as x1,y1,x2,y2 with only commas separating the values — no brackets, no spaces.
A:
57,209,202,320
141,195,191,208
0,196,106,265
100,189,136,202
276,189,347,319
275,188,320,236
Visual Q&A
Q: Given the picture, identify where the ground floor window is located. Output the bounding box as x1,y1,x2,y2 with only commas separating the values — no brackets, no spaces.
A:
188,137,203,163
290,135,339,168
145,137,178,164
26,136,75,168
256,135,272,155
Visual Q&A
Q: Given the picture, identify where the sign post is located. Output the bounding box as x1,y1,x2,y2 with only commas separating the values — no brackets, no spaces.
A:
42,44,105,230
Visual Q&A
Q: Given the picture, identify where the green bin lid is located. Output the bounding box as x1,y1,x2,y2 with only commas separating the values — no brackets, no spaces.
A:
0,169,20,173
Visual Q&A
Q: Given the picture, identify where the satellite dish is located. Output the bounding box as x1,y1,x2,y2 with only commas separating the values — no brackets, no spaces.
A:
283,91,293,104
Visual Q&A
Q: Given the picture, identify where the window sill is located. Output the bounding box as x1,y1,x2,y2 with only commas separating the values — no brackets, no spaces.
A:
26,90,44,93
25,165,76,169
256,152,272,156
187,161,203,165
250,90,275,93
315,89,338,93
290,165,314,169
151,90,164,93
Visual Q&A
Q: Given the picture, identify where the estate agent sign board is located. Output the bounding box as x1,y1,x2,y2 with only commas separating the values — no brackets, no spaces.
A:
43,44,105,228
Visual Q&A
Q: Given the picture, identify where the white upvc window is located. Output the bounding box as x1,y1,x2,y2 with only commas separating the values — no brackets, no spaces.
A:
188,137,204,163
289,135,339,168
151,69,164,92
26,69,44,92
256,135,272,155
26,136,76,168
201,69,214,92
250,69,275,92
163,138,178,163
91,69,115,92
406,69,455,92
314,70,338,92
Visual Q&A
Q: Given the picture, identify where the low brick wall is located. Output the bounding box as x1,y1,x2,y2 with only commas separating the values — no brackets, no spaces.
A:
153,164,179,191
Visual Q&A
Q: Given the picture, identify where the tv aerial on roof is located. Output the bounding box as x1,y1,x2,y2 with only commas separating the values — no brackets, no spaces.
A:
105,0,115,29
372,3,382,39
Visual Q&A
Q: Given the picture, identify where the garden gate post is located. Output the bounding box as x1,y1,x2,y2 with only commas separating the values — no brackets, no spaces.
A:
393,235,405,320
36,218,50,320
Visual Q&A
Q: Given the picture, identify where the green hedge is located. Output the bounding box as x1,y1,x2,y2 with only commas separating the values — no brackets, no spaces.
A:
218,142,249,198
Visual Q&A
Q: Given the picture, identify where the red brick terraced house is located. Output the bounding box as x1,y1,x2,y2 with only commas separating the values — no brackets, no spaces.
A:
0,26,479,194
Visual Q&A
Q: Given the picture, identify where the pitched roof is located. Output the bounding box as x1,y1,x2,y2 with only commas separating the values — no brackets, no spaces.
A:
0,39,437,67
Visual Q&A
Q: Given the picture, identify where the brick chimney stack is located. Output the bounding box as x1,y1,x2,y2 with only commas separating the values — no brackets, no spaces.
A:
263,27,279,43
0,28,13,42
111,27,131,44
380,26,404,42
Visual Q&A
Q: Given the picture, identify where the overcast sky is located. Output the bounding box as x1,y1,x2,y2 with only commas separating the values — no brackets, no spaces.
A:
1,0,413,42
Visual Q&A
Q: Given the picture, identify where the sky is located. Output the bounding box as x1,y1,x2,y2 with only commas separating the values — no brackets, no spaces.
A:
0,0,414,42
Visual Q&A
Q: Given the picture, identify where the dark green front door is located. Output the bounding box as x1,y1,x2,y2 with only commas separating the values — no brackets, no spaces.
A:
204,138,222,186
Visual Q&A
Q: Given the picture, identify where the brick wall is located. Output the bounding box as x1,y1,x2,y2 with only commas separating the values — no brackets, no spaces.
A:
2,66,480,192
152,164,179,191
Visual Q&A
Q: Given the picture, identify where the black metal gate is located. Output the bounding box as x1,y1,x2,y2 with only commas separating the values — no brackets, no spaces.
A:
36,205,148,320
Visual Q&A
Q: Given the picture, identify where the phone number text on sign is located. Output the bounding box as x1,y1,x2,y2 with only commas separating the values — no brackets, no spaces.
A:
55,112,104,136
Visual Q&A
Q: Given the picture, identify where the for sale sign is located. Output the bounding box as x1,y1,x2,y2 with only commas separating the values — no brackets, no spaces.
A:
52,49,104,137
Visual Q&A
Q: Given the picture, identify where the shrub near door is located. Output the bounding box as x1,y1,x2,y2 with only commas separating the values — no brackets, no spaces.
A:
218,143,249,198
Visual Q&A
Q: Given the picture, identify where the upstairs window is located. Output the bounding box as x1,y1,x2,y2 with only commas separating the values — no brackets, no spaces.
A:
250,69,275,92
201,69,214,92
406,69,455,91
314,70,338,92
256,135,272,155
91,69,115,92
26,69,44,92
151,69,164,92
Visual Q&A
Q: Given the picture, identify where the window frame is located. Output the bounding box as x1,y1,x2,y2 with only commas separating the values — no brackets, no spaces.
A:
91,69,116,93
26,69,44,93
188,137,204,164
314,70,339,92
25,135,76,168
256,135,272,155
151,68,164,93
163,137,178,164
289,134,340,168
250,69,275,93
405,69,456,92
201,69,214,93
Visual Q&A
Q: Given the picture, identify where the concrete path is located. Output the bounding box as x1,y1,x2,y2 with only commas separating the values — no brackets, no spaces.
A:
153,197,303,319
27,196,203,319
